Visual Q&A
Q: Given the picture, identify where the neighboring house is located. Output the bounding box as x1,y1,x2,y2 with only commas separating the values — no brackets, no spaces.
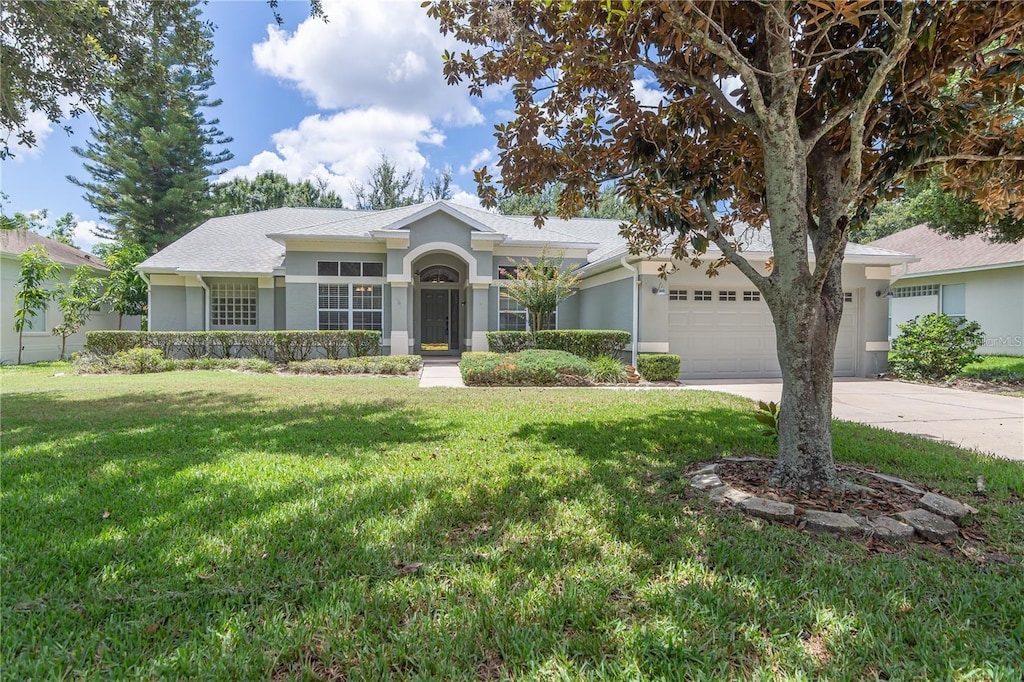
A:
138,201,913,378
1,230,140,364
869,224,1023,357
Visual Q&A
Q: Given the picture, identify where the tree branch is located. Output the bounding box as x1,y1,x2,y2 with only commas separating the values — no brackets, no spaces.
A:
695,197,770,290
643,59,759,129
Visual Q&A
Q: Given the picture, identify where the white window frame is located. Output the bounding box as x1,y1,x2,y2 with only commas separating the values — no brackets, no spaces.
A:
742,290,761,302
694,290,712,302
316,260,384,278
668,289,687,301
211,282,257,328
317,283,383,331
497,288,557,331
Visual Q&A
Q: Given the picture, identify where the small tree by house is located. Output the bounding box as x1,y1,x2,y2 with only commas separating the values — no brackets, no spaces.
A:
501,249,581,334
94,241,148,329
13,245,62,365
52,265,103,360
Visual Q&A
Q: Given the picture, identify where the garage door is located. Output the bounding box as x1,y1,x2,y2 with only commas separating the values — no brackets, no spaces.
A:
667,287,858,379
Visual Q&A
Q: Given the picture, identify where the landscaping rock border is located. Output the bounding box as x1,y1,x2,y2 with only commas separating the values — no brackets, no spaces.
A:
689,458,977,544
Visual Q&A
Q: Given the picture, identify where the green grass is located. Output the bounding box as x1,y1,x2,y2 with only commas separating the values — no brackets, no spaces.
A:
2,368,1023,679
959,355,1024,383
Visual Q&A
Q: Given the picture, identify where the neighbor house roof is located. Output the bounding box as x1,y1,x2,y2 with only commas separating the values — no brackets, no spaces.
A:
868,223,1023,277
0,229,108,270
139,201,914,276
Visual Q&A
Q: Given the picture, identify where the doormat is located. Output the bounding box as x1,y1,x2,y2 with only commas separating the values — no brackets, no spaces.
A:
421,343,449,351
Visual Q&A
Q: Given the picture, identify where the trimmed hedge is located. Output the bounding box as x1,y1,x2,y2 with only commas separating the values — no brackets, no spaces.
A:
85,330,381,362
637,353,681,381
485,330,630,360
287,356,422,376
889,314,984,380
460,350,592,386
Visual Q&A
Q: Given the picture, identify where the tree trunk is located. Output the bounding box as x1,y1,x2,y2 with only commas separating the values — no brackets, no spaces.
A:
60,334,67,361
17,327,24,365
768,266,845,490
118,313,123,330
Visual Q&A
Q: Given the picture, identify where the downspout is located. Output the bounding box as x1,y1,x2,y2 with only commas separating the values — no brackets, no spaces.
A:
139,271,152,331
195,274,211,331
620,256,639,368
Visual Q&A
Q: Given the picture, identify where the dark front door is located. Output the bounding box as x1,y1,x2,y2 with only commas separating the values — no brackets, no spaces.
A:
422,290,449,350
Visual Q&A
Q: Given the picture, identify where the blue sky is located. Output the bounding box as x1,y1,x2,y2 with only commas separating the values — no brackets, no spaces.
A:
1,0,511,251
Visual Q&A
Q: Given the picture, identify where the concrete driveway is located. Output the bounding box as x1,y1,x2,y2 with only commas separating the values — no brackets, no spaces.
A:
684,378,1024,461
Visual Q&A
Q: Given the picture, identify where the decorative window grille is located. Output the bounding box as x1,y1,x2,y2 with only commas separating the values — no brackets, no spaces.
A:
211,283,257,327
743,290,761,302
892,285,940,298
668,289,687,301
694,290,712,302
719,290,737,302
843,292,854,303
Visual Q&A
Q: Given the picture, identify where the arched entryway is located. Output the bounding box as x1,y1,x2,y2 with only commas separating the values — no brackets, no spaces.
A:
412,255,467,355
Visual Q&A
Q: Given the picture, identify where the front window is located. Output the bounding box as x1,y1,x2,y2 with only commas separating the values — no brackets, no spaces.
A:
211,283,257,328
498,289,556,331
318,284,383,331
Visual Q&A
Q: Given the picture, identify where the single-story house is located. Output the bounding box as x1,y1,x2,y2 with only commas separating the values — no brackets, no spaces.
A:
138,200,914,378
869,224,1023,357
1,230,140,364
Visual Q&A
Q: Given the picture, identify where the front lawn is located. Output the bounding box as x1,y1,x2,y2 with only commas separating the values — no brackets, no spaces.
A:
2,370,1022,679
959,355,1024,383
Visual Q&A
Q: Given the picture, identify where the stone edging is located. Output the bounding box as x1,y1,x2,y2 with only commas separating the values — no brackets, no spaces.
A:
690,458,978,543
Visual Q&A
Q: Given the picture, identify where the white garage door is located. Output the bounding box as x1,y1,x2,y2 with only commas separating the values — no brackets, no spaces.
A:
667,288,858,379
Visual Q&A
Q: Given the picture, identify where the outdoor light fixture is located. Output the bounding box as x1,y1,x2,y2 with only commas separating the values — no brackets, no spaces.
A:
652,283,668,296
875,287,894,298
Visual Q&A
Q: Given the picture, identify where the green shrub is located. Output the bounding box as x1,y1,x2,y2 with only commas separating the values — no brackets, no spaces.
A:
288,356,422,375
109,347,171,374
588,356,627,384
485,331,535,353
637,353,681,381
460,350,592,386
889,314,984,380
535,330,630,360
85,330,383,362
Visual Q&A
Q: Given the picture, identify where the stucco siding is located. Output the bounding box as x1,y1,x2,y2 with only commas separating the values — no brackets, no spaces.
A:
1,257,139,363
286,251,386,277
892,266,1023,356
579,277,634,331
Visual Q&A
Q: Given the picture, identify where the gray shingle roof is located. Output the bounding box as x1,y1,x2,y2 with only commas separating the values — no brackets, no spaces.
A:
139,202,915,275
868,223,1023,276
0,229,108,270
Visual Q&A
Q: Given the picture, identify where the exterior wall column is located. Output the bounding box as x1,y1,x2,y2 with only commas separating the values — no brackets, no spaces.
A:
470,283,490,351
389,279,411,356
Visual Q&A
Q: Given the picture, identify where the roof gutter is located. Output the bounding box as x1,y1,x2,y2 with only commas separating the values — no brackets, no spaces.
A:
620,256,639,368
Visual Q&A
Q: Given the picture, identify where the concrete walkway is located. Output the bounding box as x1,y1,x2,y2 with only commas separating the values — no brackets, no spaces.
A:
684,378,1024,461
418,357,465,388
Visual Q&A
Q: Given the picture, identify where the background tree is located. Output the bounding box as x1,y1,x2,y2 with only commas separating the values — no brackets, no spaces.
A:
68,0,232,253
52,265,103,360
0,204,80,247
210,171,345,216
851,171,1024,244
13,245,62,365
499,183,635,220
93,241,148,329
352,154,455,209
501,249,581,334
430,1,1024,490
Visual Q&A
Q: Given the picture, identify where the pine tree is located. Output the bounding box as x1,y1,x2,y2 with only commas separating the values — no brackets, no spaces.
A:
68,1,232,253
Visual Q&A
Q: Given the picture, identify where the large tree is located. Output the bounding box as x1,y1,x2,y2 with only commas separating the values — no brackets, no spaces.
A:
430,1,1024,490
68,0,232,253
211,171,345,216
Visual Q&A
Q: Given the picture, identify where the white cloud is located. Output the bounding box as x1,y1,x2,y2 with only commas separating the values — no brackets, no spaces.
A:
74,219,112,253
632,78,666,109
449,190,483,211
252,0,483,126
458,147,493,175
222,107,445,206
6,108,55,160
